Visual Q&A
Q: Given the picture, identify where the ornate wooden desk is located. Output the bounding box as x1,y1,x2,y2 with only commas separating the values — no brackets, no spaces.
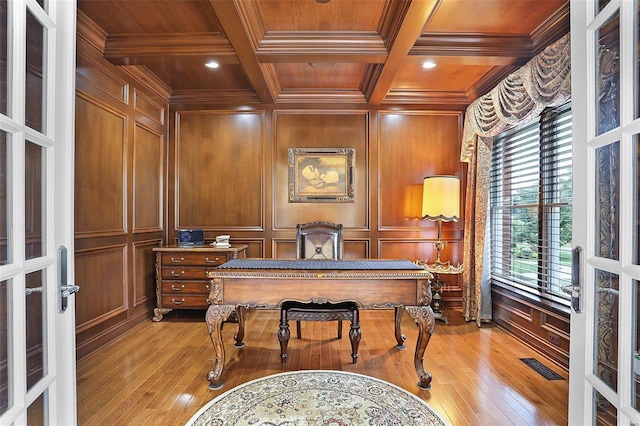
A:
205,259,435,390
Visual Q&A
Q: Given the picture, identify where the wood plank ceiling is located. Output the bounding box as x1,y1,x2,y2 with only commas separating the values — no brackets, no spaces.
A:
77,0,569,108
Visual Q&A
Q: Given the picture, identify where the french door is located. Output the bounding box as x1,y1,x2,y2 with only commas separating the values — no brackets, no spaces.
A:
569,0,640,424
0,0,78,425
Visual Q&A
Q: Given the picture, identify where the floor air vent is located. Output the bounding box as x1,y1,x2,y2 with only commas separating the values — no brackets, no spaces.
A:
519,358,564,380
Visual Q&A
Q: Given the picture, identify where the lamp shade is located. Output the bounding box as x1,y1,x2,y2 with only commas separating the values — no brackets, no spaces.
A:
421,175,460,222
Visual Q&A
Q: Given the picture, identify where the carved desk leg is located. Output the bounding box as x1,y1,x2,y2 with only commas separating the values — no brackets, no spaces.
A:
394,306,407,349
205,304,235,390
405,305,435,390
152,307,172,322
152,255,170,322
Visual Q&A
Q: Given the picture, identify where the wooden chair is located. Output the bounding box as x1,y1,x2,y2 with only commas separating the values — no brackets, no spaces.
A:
278,221,361,363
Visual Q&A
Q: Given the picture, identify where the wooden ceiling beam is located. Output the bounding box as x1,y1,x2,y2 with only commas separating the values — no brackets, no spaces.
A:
256,31,388,63
411,33,533,57
171,89,261,105
276,90,367,104
530,2,570,52
103,33,239,65
367,0,440,105
382,89,470,108
207,0,276,104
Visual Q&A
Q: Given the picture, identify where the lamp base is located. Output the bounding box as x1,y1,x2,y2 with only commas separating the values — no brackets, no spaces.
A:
430,273,448,324
414,260,464,324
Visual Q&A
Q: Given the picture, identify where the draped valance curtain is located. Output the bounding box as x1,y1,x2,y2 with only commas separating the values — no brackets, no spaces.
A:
459,33,572,325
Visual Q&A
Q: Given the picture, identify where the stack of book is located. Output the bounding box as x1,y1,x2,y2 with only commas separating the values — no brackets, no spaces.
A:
215,235,230,248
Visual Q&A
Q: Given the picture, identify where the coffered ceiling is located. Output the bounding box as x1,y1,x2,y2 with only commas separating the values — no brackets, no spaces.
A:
77,0,569,108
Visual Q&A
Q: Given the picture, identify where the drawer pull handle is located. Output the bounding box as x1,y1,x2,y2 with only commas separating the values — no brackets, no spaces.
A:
171,298,185,305
171,284,185,291
206,298,211,305
170,257,185,263
206,284,210,290
171,270,184,277
205,257,220,263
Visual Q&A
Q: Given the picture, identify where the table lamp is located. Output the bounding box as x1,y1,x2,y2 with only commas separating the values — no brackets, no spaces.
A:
417,175,464,322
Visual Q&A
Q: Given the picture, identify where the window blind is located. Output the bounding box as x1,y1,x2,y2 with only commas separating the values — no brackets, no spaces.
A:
490,102,572,300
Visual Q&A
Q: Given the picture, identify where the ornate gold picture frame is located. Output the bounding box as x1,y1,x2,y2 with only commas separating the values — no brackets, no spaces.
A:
288,148,355,203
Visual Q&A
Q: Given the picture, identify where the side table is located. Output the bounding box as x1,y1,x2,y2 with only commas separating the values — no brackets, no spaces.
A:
415,260,463,324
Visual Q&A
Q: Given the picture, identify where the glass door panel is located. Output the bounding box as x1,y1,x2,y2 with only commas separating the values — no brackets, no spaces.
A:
0,0,7,116
595,11,620,136
594,269,619,393
598,0,612,13
636,3,640,120
25,9,44,133
633,279,639,410
27,391,45,425
595,388,617,424
595,142,620,260
25,270,45,391
0,279,8,415
0,130,7,265
25,140,43,260
631,135,640,265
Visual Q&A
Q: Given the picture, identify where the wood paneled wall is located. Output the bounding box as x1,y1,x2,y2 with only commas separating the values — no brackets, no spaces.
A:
168,105,466,302
74,16,169,359
74,14,567,370
75,14,467,359
492,286,570,370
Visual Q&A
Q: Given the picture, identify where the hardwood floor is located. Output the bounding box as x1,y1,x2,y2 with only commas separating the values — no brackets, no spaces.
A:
76,308,569,425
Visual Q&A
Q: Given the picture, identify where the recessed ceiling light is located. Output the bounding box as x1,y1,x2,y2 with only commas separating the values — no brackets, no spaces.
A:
205,61,220,69
422,60,436,69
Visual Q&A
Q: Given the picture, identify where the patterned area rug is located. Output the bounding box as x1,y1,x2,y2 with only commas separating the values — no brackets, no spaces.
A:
186,370,448,426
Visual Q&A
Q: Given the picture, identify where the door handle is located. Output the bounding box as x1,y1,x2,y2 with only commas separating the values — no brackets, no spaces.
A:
562,246,583,313
58,246,80,312
25,287,43,296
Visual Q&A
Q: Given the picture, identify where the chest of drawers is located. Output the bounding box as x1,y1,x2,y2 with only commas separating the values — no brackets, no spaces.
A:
152,245,247,321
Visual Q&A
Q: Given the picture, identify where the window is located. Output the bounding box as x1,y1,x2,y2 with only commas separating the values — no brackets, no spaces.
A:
490,102,572,302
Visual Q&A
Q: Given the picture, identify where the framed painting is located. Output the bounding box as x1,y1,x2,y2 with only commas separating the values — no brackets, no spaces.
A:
288,148,355,202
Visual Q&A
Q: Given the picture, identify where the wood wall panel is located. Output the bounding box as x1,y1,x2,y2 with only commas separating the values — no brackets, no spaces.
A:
75,95,126,236
378,111,463,231
176,111,264,229
492,286,570,369
76,53,128,103
133,240,161,307
379,239,462,265
134,89,165,125
75,246,127,330
75,21,169,361
133,123,163,232
273,240,296,259
344,240,369,258
379,239,463,289
273,111,368,230
273,239,370,259
224,239,264,258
